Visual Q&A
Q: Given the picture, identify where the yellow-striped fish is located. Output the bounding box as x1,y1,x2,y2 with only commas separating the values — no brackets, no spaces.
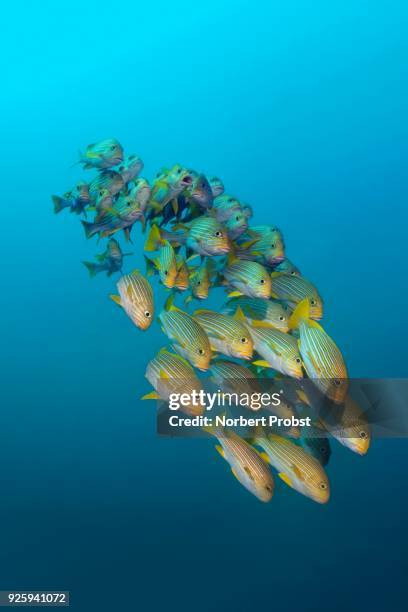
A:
209,360,262,407
145,236,178,289
187,259,212,302
320,395,370,455
204,423,274,502
159,309,212,370
245,225,285,266
174,257,190,291
223,260,272,299
144,350,204,416
110,270,154,330
253,430,330,504
250,326,304,378
274,258,301,276
289,299,348,404
270,273,323,320
193,310,253,360
224,297,289,332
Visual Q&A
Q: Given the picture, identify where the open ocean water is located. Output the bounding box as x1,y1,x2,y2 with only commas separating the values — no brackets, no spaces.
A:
1,1,407,610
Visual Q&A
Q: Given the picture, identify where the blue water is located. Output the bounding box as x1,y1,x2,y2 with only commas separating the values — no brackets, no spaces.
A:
1,1,407,610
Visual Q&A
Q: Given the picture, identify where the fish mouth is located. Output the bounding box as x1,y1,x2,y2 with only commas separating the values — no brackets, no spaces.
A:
182,175,193,186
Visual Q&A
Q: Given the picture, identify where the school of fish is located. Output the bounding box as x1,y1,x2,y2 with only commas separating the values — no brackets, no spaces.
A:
53,138,371,505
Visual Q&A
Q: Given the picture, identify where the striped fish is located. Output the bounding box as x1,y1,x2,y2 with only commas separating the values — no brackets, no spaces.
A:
89,170,124,199
129,178,151,214
224,210,249,239
249,326,304,378
116,154,144,184
144,350,204,416
79,138,124,170
193,310,253,360
246,225,285,266
290,299,348,404
209,176,225,198
320,395,370,455
224,297,289,332
81,194,143,239
110,270,154,330
188,259,212,301
223,260,272,299
253,431,330,504
210,360,262,406
273,258,301,276
271,273,323,320
185,216,230,256
145,240,178,288
204,424,274,502
159,309,212,370
174,257,190,291
213,194,242,222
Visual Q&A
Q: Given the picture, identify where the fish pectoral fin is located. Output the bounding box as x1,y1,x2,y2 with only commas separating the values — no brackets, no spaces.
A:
250,320,273,328
292,465,304,481
278,472,294,488
227,291,243,298
141,391,161,400
243,466,255,481
252,360,271,368
233,306,247,323
215,444,225,458
259,451,270,464
109,294,122,307
159,369,170,380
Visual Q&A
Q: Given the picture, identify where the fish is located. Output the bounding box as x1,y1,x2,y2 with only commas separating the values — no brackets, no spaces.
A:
89,170,124,199
145,238,178,289
224,210,249,239
81,193,143,239
159,309,212,370
320,395,370,455
249,326,304,379
239,225,285,266
209,176,225,198
116,154,144,184
144,350,204,416
253,430,330,504
186,174,213,209
149,164,193,212
289,299,348,403
193,309,253,360
52,181,90,215
109,270,154,330
129,178,151,214
79,138,124,170
213,194,242,223
271,273,323,320
273,258,301,276
300,426,332,466
209,360,262,408
83,238,131,277
174,256,190,291
222,260,272,299
204,423,274,502
187,259,213,302
224,297,289,332
93,188,114,212
146,218,230,257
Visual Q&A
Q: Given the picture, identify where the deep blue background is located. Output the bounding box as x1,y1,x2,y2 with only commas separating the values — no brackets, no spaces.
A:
1,1,407,610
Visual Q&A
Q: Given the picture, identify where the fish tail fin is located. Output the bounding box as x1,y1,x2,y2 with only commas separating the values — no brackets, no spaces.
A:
83,261,101,277
164,292,176,311
52,195,66,214
144,254,158,277
288,298,310,329
81,220,96,239
144,224,162,251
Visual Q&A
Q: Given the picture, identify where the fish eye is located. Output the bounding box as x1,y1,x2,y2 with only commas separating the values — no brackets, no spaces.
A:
333,379,341,386
198,348,205,355
295,358,301,364
291,271,296,275
110,145,116,151
279,316,285,321
260,279,265,284
164,270,168,275
144,311,151,318
235,215,240,221
319,482,327,490
240,337,248,343
197,280,201,285
177,168,182,174
310,299,316,305
271,243,275,248
99,190,104,196
228,198,234,202
359,431,367,439
215,231,222,237
119,166,124,171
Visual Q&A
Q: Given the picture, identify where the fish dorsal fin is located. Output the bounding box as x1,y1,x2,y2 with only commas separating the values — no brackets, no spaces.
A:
227,291,243,298
193,308,213,316
252,359,271,368
250,319,273,328
109,294,122,307
289,298,310,329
